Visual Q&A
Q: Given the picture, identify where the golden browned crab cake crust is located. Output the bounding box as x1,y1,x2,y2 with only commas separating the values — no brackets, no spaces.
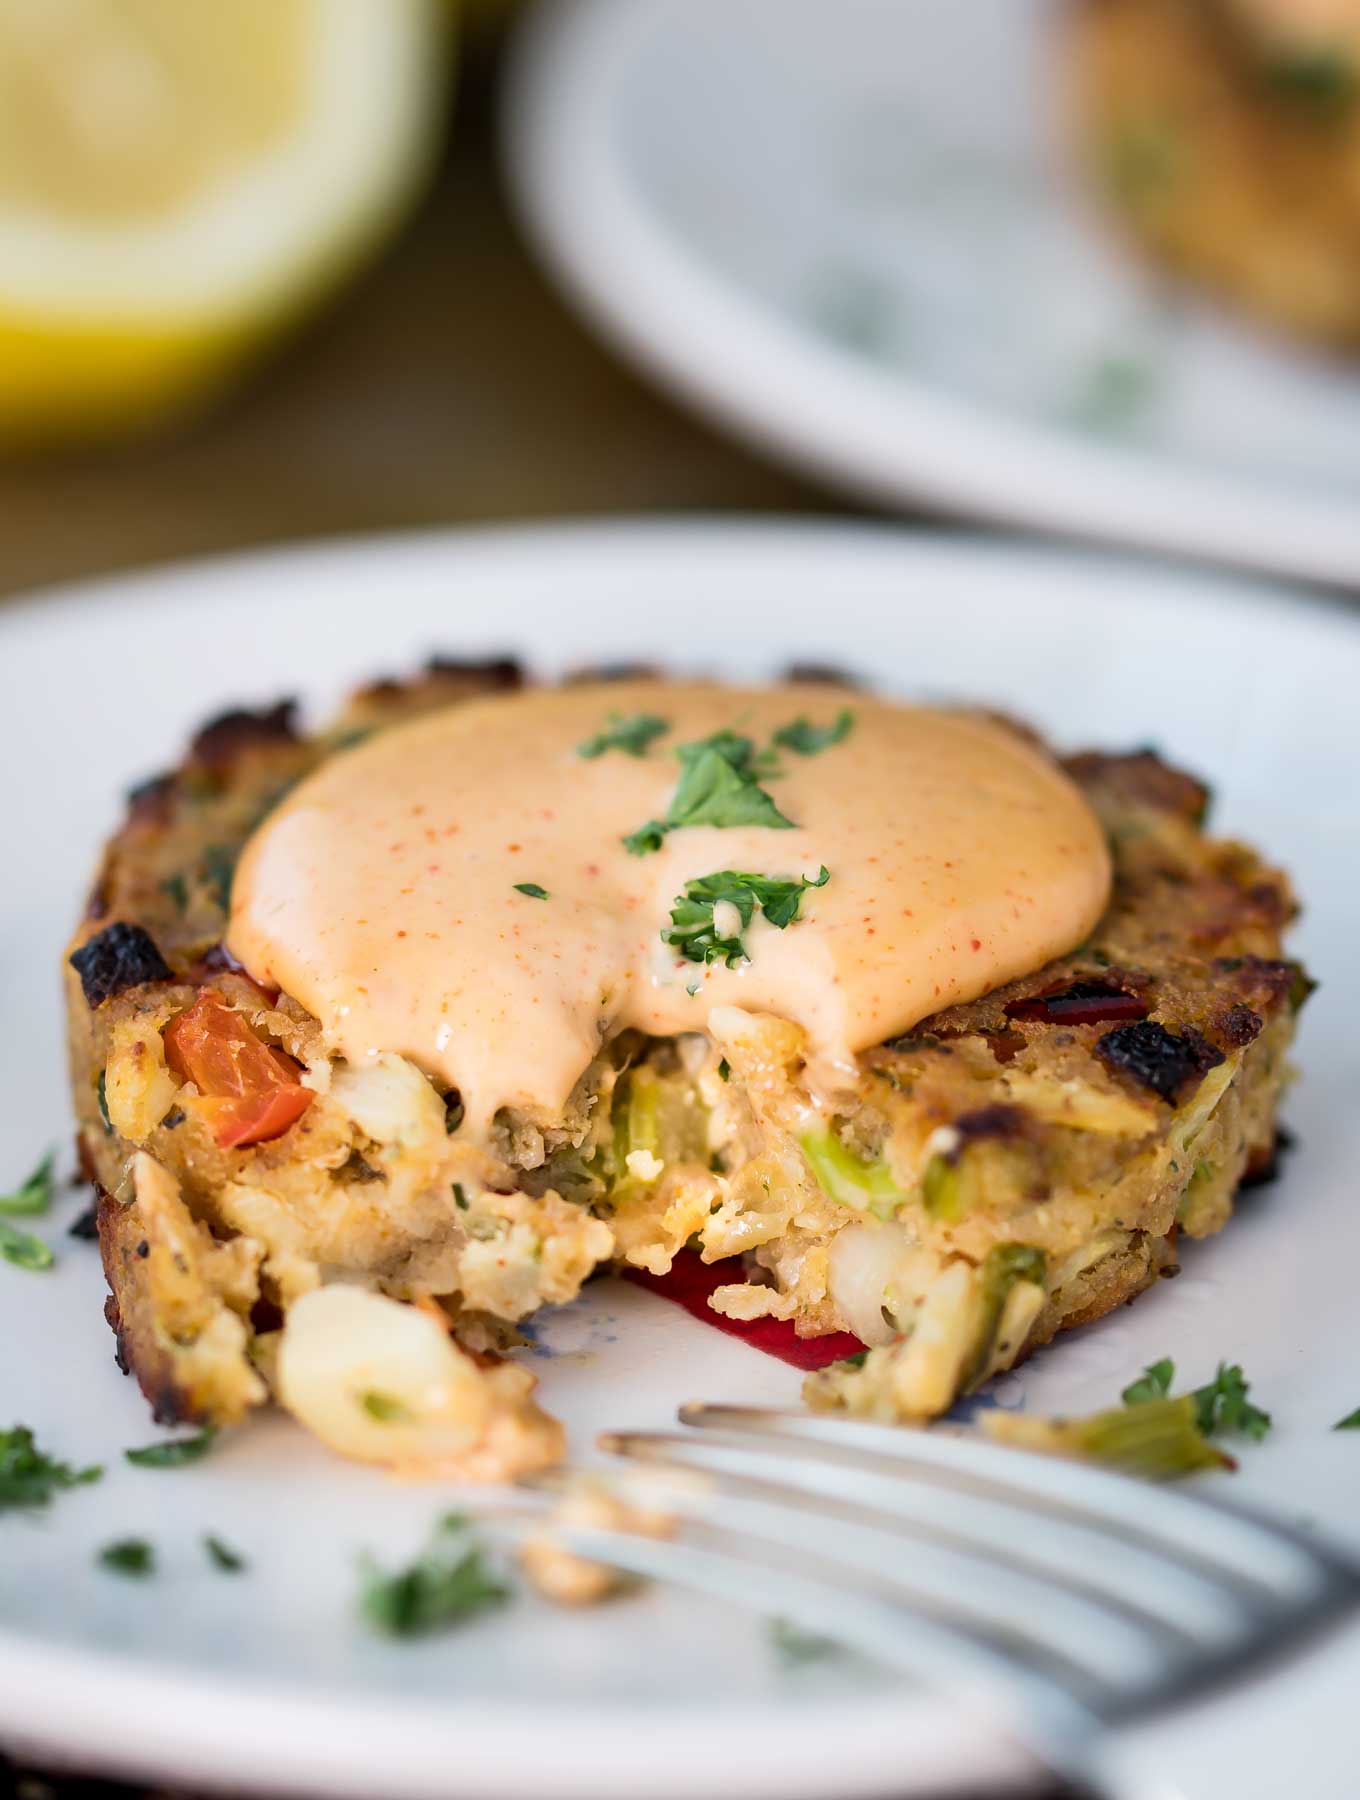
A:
1070,0,1360,348
65,662,1309,1449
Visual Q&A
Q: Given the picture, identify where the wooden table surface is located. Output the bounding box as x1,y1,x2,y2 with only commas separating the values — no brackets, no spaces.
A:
0,25,1075,1800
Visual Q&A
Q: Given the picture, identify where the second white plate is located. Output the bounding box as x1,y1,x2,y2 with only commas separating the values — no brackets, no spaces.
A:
506,0,1360,587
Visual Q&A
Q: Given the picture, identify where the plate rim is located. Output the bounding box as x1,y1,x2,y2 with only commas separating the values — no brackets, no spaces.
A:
2,509,1354,642
502,0,1360,589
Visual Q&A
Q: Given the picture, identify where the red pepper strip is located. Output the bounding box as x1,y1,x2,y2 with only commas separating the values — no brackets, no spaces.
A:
1005,980,1150,1026
625,1249,866,1370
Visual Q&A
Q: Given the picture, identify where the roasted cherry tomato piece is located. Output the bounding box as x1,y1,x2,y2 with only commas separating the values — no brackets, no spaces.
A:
164,988,312,1149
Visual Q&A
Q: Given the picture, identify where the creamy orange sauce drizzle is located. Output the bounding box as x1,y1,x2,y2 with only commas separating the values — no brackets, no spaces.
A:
228,683,1112,1134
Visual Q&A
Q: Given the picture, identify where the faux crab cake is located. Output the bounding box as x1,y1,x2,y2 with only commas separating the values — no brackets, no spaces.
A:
1071,0,1360,347
65,663,1309,1470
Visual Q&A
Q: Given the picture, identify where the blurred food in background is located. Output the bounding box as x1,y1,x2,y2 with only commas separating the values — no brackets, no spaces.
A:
1072,0,1360,349
0,0,452,450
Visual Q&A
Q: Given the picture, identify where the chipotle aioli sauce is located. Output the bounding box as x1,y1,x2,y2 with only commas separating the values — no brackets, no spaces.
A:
229,684,1111,1134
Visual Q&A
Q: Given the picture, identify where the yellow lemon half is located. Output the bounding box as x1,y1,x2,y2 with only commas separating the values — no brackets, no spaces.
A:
0,0,451,447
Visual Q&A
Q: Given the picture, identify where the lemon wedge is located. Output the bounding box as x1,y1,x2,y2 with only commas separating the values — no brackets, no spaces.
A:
0,0,450,446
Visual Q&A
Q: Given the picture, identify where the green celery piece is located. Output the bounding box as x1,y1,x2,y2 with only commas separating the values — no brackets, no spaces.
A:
800,1130,901,1216
609,1068,662,1197
1075,1397,1232,1479
960,1244,1046,1394
921,1154,964,1221
989,1396,1231,1481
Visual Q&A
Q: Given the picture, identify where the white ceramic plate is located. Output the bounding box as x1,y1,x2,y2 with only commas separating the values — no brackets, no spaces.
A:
2,520,1358,1800
505,0,1360,587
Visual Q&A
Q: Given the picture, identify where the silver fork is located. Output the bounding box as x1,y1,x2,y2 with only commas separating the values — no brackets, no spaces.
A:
521,1404,1360,1800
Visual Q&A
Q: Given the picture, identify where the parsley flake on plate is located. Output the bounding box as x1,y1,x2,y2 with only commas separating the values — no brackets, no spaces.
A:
663,866,829,967
204,1534,247,1572
0,1425,103,1511
772,708,853,757
359,1513,510,1638
769,1616,844,1666
1334,1408,1360,1431
0,1219,54,1271
1191,1363,1272,1443
513,882,550,900
1120,1357,1175,1406
0,1149,56,1216
577,711,668,760
1122,1358,1271,1442
624,729,794,856
99,1538,155,1577
125,1425,218,1468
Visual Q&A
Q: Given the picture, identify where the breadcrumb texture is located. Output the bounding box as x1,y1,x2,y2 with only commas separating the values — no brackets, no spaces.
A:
66,661,1308,1457
1070,0,1360,347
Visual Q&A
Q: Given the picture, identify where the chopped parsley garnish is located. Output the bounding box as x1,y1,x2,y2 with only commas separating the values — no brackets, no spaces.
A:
1122,1358,1271,1442
662,866,829,967
0,1426,102,1510
837,1349,870,1371
769,1616,843,1666
0,1221,53,1271
0,1150,56,1218
513,882,550,900
716,1058,730,1083
1334,1408,1360,1431
99,1538,155,1577
578,712,669,760
772,709,853,757
125,1425,218,1468
1072,352,1158,433
159,872,189,914
200,844,237,912
1121,1357,1175,1406
359,1513,510,1637
624,730,794,856
678,728,778,779
452,1181,469,1211
1191,1363,1272,1443
360,1391,412,1424
205,1534,247,1572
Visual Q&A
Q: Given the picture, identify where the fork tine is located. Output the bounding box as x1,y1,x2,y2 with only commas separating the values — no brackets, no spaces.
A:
600,1429,1246,1650
503,1511,1102,1757
589,1448,1190,1690
678,1405,1339,1603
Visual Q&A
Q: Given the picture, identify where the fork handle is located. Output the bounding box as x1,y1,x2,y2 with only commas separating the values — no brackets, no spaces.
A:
1089,1620,1360,1800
